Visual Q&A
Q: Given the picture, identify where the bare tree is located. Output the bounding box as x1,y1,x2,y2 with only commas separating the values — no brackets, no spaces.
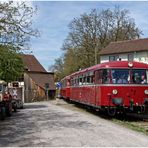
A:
49,57,65,81
52,6,142,79
0,1,39,51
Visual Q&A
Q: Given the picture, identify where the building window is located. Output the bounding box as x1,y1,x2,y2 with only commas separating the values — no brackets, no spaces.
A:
128,53,134,61
109,55,119,61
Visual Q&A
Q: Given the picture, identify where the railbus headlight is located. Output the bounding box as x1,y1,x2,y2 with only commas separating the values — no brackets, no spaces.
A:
112,89,118,95
128,62,133,67
144,90,148,95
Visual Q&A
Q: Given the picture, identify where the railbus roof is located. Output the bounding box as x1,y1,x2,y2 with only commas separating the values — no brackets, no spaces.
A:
62,61,148,79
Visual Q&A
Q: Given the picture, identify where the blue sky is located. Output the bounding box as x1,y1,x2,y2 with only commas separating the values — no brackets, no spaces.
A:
29,1,148,71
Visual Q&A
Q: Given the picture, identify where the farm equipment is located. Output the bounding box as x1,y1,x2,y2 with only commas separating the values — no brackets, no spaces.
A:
8,81,24,110
0,80,13,120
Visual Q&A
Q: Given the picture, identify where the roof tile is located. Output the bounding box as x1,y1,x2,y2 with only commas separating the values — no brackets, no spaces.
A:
20,54,46,72
100,38,148,55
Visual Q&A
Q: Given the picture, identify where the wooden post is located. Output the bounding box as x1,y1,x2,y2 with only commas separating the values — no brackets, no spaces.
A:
45,83,49,101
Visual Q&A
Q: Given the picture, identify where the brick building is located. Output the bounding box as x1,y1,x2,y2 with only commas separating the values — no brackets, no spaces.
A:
20,54,56,102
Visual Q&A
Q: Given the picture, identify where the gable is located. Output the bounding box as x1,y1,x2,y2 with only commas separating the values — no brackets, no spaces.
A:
20,54,46,72
100,38,148,55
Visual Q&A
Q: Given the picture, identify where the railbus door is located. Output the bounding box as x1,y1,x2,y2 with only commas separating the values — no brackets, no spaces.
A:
85,71,96,106
94,70,101,107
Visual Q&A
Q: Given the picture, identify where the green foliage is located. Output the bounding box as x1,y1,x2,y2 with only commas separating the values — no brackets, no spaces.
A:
51,6,142,80
0,45,24,82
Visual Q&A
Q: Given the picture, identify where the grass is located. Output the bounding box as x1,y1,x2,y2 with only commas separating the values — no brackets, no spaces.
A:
112,118,148,135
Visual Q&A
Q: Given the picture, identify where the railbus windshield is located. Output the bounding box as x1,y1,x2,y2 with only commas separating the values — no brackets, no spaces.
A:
97,68,148,84
111,69,130,84
131,69,148,84
111,69,148,84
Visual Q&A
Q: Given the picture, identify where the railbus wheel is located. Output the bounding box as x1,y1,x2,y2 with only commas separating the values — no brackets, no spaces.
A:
140,105,145,113
107,107,116,117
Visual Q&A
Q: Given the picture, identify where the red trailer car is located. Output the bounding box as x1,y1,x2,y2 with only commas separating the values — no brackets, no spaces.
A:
60,76,71,99
60,61,148,116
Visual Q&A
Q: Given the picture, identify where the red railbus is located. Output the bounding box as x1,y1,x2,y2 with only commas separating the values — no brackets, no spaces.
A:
60,61,148,116
60,76,71,99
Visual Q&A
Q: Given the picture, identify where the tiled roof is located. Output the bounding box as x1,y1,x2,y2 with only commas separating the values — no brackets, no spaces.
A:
99,38,148,55
20,54,55,90
28,72,56,90
20,54,46,72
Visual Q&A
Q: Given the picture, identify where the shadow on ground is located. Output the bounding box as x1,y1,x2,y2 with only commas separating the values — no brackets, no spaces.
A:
64,99,148,121
24,104,47,109
0,102,92,147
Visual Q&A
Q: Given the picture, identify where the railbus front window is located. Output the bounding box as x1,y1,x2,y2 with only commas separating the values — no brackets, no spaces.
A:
131,69,148,84
111,69,130,84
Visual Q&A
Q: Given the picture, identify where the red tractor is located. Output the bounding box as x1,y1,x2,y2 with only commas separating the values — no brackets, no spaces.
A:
0,80,13,120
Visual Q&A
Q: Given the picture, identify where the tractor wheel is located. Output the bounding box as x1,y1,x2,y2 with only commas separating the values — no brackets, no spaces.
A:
6,103,12,117
0,107,6,120
13,106,17,112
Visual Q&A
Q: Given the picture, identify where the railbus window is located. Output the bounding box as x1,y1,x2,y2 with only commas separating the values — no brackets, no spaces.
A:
94,70,102,84
75,78,77,85
86,76,90,84
95,69,110,84
131,69,148,84
76,76,78,86
90,75,94,84
85,73,94,85
111,69,130,84
102,69,110,84
78,75,83,85
71,77,76,86
67,79,70,86
83,75,86,85
73,78,76,86
70,79,72,86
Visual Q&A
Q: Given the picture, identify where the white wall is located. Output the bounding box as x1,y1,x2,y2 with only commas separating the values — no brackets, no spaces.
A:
134,51,148,64
100,56,109,63
100,51,148,64
100,53,128,63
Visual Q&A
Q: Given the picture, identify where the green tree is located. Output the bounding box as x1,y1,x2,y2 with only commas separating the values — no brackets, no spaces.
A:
0,45,24,82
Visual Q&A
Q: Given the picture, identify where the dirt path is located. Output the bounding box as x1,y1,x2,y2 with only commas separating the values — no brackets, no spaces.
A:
0,99,147,147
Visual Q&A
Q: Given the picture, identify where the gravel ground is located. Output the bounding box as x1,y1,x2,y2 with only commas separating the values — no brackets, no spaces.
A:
0,99,147,147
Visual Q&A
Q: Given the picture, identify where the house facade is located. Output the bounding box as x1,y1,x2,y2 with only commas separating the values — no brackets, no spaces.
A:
20,54,56,103
100,38,148,64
